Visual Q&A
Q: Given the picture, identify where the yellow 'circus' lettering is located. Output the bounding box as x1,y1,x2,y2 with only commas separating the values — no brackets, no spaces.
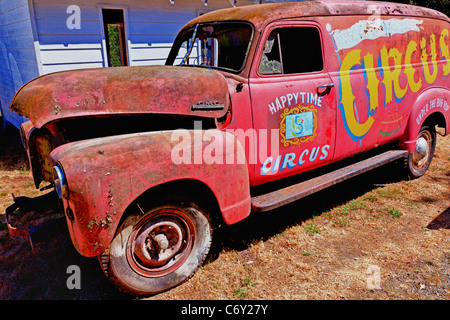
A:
363,53,379,113
421,34,438,84
440,29,450,76
338,29,448,141
339,49,374,140
380,46,408,103
404,40,422,92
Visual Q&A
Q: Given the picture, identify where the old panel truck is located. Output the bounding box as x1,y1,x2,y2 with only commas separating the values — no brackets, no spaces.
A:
5,1,450,295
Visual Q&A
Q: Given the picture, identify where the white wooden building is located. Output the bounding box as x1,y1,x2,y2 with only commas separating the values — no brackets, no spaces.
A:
0,0,270,128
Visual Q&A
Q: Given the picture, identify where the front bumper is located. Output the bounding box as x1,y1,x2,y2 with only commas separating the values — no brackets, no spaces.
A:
4,192,65,254
4,195,35,252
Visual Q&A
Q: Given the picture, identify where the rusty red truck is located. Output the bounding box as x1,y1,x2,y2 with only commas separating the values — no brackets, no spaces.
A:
6,1,450,295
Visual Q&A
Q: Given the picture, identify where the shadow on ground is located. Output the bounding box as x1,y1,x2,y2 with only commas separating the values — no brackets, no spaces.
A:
209,160,408,261
0,191,130,300
427,206,450,230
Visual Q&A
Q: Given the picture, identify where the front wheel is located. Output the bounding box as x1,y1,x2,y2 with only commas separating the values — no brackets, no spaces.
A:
405,125,436,179
99,197,212,296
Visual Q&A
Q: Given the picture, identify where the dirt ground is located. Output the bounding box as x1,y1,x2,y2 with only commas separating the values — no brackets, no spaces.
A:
0,119,448,300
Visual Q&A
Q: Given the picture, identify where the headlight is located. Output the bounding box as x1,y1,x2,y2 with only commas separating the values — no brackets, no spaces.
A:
53,163,68,199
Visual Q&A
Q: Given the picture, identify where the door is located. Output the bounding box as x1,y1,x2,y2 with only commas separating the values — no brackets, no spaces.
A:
249,22,337,185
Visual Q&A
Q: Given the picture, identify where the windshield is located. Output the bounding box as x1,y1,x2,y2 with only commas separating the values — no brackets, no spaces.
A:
167,22,253,73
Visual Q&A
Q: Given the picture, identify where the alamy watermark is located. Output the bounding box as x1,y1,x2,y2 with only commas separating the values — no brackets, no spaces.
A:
66,5,81,30
66,265,81,290
170,121,280,166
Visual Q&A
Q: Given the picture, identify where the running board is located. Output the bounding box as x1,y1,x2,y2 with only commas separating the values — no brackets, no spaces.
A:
251,150,408,212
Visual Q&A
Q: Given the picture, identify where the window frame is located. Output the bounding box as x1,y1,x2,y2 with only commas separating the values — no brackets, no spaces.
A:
166,21,255,74
254,21,326,78
98,5,130,67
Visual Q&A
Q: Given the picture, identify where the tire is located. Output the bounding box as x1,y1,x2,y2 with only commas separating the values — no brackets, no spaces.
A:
405,125,436,179
99,196,212,296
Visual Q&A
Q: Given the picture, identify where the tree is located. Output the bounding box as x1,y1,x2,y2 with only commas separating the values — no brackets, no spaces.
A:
376,0,450,17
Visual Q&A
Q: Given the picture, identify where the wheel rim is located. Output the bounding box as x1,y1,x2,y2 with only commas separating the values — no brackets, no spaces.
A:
412,130,432,170
127,208,195,277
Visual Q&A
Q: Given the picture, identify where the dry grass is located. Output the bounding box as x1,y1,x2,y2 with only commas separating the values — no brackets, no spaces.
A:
150,128,450,301
0,119,449,300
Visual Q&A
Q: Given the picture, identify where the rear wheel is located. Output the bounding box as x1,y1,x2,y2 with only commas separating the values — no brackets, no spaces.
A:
99,197,212,296
405,125,436,179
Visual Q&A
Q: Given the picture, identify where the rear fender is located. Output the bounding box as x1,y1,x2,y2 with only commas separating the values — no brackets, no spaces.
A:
401,87,449,152
49,130,251,257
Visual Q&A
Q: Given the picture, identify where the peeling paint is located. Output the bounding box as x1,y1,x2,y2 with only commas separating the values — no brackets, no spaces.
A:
329,18,424,51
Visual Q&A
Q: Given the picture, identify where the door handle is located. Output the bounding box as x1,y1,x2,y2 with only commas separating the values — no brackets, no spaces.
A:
317,83,334,96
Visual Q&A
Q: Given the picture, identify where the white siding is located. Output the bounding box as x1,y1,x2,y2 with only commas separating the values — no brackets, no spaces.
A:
3,0,263,126
125,0,262,65
32,0,263,70
0,0,39,127
32,2,105,74
127,8,196,66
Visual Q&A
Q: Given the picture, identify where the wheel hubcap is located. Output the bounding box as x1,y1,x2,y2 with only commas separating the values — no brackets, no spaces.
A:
127,209,194,277
412,132,431,169
133,219,184,268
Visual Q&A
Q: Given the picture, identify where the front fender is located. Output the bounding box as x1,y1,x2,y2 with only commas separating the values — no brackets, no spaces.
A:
49,130,250,257
401,87,450,152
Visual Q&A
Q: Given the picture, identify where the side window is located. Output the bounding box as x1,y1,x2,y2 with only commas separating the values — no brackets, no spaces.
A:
258,27,323,75
259,30,282,74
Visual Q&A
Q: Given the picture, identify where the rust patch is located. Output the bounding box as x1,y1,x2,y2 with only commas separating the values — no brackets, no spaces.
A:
183,1,449,33
10,66,230,129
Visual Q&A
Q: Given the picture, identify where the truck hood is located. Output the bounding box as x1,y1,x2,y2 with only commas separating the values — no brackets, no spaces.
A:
10,65,229,128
